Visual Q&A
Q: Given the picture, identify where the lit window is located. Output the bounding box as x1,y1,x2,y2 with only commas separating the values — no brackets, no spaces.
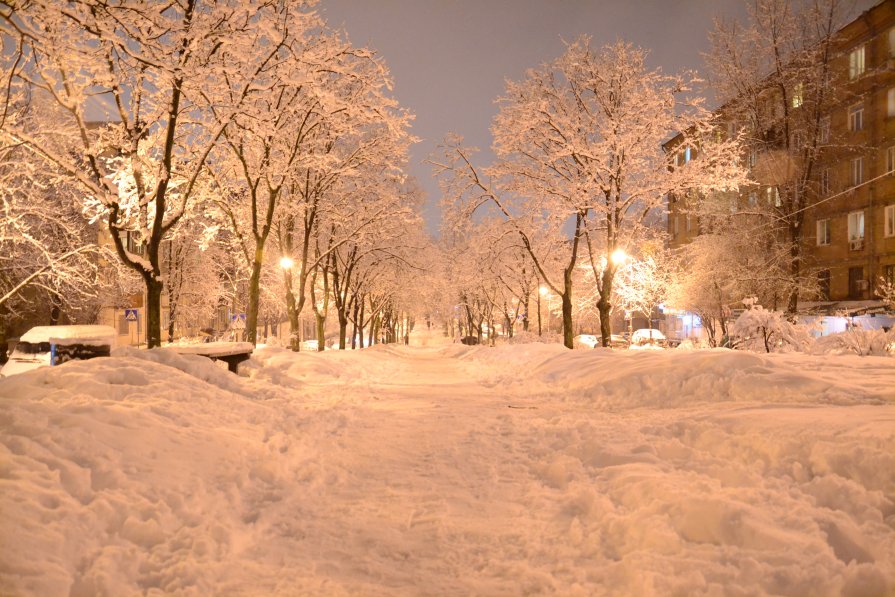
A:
791,131,803,150
820,168,831,195
848,210,865,242
849,45,865,79
684,146,692,163
889,89,895,117
792,83,804,108
852,157,864,187
747,150,758,169
889,28,895,57
817,219,831,245
885,204,895,237
766,186,781,207
888,146,895,173
849,103,864,131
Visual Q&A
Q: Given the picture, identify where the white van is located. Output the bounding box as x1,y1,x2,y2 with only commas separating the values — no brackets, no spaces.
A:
0,325,117,377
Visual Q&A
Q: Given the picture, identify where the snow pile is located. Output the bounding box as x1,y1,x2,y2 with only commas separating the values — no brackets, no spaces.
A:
812,326,895,357
1,343,894,595
454,343,891,408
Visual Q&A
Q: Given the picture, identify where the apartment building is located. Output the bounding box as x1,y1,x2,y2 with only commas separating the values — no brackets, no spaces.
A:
667,0,895,309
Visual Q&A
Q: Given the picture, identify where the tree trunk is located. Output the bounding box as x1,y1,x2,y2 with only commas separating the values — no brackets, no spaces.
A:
596,267,614,348
338,311,348,349
246,248,264,345
316,313,325,352
167,306,176,344
786,224,802,314
146,275,163,349
561,272,575,349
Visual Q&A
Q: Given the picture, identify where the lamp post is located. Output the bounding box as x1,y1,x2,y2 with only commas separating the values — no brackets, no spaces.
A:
539,285,549,335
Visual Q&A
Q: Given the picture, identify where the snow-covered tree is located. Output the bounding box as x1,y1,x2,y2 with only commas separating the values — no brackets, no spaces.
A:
434,39,745,349
613,242,675,332
0,0,315,347
731,298,813,353
707,0,856,313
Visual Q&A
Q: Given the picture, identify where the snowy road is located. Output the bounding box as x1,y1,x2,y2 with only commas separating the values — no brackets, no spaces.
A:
1,342,894,595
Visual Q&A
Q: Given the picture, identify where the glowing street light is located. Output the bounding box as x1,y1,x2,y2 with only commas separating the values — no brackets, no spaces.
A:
610,248,627,267
279,256,295,270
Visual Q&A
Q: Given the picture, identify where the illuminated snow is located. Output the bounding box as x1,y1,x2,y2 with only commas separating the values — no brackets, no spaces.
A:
1,334,893,595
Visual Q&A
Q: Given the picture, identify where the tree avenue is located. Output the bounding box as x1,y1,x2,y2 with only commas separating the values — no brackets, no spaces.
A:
0,1,421,349
434,38,746,349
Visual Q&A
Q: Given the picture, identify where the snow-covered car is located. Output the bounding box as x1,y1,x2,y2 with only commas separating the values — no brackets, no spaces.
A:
630,328,666,347
0,325,117,377
573,334,599,349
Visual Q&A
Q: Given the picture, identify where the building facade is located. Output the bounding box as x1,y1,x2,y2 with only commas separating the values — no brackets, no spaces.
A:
667,0,895,309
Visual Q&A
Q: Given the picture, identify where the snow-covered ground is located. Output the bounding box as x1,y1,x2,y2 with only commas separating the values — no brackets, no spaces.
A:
1,337,894,596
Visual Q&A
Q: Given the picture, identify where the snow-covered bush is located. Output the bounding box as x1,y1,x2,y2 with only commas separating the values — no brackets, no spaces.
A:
730,300,814,353
811,326,895,357
675,337,711,350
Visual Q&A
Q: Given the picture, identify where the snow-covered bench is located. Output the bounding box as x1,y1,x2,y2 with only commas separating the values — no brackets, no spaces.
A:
165,342,254,373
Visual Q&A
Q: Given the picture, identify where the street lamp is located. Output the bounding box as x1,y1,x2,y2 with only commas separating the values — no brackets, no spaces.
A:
610,248,627,267
279,256,294,270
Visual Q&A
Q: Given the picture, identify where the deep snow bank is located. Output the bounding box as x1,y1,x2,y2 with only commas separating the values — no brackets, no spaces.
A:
453,343,895,408
1,344,894,595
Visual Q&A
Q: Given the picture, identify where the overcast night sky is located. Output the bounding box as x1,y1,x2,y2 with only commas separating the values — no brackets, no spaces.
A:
318,0,757,234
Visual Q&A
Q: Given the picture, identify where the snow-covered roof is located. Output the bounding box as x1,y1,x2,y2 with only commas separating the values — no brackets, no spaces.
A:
20,325,117,344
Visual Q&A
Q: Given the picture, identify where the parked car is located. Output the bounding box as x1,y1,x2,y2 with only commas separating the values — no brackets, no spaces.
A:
0,325,117,378
630,328,667,347
573,334,599,349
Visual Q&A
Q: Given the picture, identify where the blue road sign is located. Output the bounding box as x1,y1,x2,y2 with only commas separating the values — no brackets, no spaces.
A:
124,308,138,322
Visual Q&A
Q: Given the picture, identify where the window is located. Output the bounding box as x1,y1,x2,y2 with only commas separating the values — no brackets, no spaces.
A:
119,230,144,256
727,121,738,139
685,214,692,232
766,186,781,207
747,149,758,169
820,168,831,195
117,312,130,335
888,147,895,174
889,88,895,117
792,83,804,108
673,215,679,235
791,131,803,150
852,157,864,187
889,28,895,58
885,204,895,237
848,266,865,299
816,219,831,245
819,116,830,144
849,45,865,79
748,191,757,207
849,103,864,131
848,210,865,242
818,270,831,300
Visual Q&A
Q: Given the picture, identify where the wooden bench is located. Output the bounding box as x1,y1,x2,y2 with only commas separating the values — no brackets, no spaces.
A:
166,342,254,373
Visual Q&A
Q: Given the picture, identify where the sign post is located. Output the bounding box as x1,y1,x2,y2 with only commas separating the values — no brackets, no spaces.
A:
125,308,139,347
